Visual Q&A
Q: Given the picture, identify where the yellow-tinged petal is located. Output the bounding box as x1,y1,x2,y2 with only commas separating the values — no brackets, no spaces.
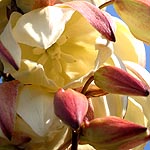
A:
95,38,113,69
112,17,146,67
125,97,148,127
91,94,128,118
123,62,150,127
113,0,150,44
11,59,58,91
124,61,150,88
17,85,62,136
12,6,75,49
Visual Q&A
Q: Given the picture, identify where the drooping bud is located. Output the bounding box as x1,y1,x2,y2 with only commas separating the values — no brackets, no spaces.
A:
94,66,149,96
65,1,116,42
113,0,150,44
80,116,150,149
54,88,88,130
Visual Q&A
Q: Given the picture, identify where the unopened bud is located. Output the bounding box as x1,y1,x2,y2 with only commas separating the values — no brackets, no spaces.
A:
94,66,149,96
80,116,150,149
54,88,88,130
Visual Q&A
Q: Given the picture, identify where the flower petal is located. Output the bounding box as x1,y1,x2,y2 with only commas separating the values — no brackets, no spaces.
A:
12,59,58,91
91,94,128,118
0,12,22,70
12,6,75,49
0,80,19,140
114,0,150,44
17,85,62,136
112,17,146,67
124,61,150,87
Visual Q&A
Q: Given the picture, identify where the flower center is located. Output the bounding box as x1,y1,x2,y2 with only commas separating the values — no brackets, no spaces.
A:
33,34,76,73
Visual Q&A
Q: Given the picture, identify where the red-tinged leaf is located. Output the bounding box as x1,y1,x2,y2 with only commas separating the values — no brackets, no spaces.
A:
0,41,19,70
0,80,20,140
80,116,150,149
94,66,149,96
64,1,115,42
54,88,88,130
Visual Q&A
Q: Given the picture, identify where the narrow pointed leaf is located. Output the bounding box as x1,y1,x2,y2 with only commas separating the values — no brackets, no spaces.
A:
64,1,115,41
0,80,19,140
54,88,88,130
94,66,149,96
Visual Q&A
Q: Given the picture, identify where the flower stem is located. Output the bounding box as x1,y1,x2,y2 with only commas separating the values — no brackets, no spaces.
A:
71,130,79,150
81,76,94,95
99,0,114,9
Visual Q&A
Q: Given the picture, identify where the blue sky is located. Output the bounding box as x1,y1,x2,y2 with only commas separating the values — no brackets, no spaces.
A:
106,5,150,150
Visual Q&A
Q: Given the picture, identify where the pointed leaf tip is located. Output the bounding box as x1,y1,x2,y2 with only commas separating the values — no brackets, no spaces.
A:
0,80,19,140
54,88,88,130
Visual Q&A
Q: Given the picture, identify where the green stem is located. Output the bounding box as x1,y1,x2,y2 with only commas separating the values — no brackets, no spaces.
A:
99,0,114,9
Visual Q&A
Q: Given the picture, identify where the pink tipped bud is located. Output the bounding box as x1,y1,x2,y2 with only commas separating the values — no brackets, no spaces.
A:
54,88,88,130
80,116,150,149
113,0,150,44
94,66,149,96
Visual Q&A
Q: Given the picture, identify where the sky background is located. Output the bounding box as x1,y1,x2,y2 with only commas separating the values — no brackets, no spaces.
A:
106,5,150,150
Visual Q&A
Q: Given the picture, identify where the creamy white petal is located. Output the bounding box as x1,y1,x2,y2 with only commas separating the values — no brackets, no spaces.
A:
12,59,58,91
0,12,22,70
124,61,150,87
112,17,146,67
13,6,75,49
17,85,61,136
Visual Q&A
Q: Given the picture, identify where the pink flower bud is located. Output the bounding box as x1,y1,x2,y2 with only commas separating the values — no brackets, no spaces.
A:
80,116,150,149
94,66,149,96
54,88,88,130
113,0,150,44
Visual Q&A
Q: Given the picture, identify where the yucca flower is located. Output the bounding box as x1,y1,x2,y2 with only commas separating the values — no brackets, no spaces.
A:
0,1,116,149
0,0,149,149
